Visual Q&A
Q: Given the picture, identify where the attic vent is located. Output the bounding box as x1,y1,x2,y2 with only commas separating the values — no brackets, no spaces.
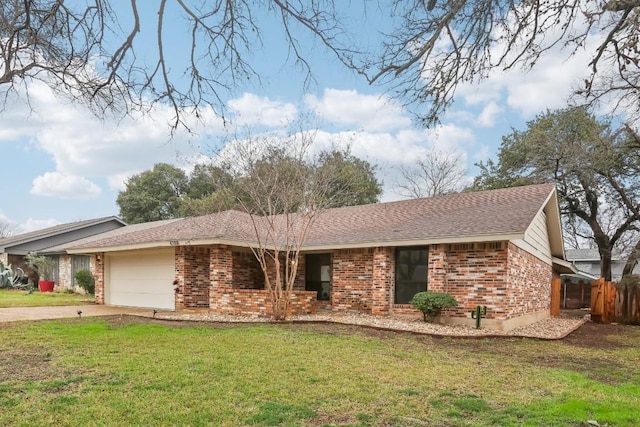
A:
449,243,474,251
340,248,372,255
486,242,505,250
448,242,505,251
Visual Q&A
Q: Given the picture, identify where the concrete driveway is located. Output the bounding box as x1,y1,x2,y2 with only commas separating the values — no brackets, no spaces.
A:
0,305,157,323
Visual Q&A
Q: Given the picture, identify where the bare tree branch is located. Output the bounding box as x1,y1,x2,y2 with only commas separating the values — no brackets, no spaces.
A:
366,1,640,126
395,149,466,198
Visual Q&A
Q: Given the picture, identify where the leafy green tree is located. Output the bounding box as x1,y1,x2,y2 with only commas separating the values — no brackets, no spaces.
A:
317,150,382,208
471,107,640,281
179,192,239,217
186,164,234,199
117,150,381,221
117,163,189,224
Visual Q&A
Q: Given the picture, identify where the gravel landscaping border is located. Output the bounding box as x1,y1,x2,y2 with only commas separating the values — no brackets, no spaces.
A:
156,311,588,340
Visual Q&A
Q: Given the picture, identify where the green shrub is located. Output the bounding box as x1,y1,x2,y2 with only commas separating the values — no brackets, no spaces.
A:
74,269,95,295
410,291,458,322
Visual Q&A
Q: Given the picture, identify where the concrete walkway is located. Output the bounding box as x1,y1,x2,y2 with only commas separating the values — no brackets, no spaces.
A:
0,305,156,323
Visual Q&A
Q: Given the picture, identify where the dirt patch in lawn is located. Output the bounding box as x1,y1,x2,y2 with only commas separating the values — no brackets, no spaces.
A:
562,321,633,349
0,346,62,383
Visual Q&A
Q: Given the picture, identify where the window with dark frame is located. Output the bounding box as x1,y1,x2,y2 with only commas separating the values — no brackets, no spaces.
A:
394,246,429,304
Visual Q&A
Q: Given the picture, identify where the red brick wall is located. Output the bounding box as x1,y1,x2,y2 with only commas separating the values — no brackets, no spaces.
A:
209,245,233,310
505,242,553,317
438,242,509,319
175,246,210,309
371,247,394,315
262,251,306,291
398,242,552,321
331,248,374,312
211,289,317,317
232,251,264,289
94,253,105,304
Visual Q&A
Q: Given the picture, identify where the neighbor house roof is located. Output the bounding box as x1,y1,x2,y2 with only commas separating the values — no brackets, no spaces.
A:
0,216,127,255
565,248,622,262
68,184,564,257
40,219,180,254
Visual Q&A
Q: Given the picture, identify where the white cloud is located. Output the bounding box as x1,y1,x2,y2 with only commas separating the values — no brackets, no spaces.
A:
305,89,412,132
30,172,101,199
476,102,504,127
20,218,60,233
228,93,298,127
452,9,606,121
473,145,491,162
0,80,228,196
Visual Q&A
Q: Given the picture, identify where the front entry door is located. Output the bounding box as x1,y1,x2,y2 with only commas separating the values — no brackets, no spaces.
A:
305,254,331,300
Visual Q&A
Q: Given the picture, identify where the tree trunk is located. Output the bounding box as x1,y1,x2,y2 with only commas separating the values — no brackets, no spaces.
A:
599,247,613,281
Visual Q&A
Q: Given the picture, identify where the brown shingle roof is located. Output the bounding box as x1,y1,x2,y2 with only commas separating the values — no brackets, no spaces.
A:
68,183,557,251
306,183,554,247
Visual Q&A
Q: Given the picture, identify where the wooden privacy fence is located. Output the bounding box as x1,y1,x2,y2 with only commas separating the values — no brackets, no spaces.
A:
615,280,640,325
590,277,640,324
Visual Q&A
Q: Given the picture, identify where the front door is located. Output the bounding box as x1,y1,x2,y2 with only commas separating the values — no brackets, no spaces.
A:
305,253,331,300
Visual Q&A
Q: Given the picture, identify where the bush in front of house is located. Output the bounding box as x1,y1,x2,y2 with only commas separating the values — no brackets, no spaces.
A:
410,291,458,322
74,269,95,295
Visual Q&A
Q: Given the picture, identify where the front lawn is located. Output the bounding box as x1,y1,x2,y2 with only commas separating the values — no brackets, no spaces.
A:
0,289,93,307
0,318,638,426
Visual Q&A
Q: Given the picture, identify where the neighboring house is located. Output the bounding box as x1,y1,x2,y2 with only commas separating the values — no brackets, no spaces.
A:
565,248,637,282
67,183,574,331
0,217,127,289
560,248,640,309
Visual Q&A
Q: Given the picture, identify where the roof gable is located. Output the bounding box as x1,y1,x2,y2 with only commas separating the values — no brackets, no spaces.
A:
0,216,127,255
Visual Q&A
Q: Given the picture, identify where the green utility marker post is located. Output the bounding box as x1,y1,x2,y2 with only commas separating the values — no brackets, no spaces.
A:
471,305,487,329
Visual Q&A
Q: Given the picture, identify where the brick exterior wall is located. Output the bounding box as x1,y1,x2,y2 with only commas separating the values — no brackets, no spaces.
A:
232,251,264,289
262,252,306,291
210,289,317,317
92,240,552,327
371,247,394,315
205,245,314,316
402,241,551,321
322,242,552,323
209,245,233,309
94,253,105,304
505,242,553,318
331,248,374,312
175,246,210,309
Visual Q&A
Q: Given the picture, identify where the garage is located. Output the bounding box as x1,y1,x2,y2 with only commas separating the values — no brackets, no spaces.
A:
106,249,176,310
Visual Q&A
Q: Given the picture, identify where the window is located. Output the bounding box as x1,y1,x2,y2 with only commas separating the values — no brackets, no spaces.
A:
395,247,428,304
72,255,91,287
305,253,331,300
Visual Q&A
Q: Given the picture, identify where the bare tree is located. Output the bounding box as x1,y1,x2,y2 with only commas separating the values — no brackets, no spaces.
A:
366,1,640,126
395,150,466,199
5,2,640,132
0,220,19,239
1,1,355,130
222,131,351,320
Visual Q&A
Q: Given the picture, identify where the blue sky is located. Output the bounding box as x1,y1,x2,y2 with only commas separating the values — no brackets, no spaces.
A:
0,3,604,233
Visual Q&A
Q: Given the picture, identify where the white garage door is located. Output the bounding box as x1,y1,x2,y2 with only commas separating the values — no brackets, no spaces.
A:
106,249,175,310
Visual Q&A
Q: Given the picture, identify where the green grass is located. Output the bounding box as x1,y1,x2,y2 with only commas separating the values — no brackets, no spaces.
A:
0,318,639,426
0,289,93,307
